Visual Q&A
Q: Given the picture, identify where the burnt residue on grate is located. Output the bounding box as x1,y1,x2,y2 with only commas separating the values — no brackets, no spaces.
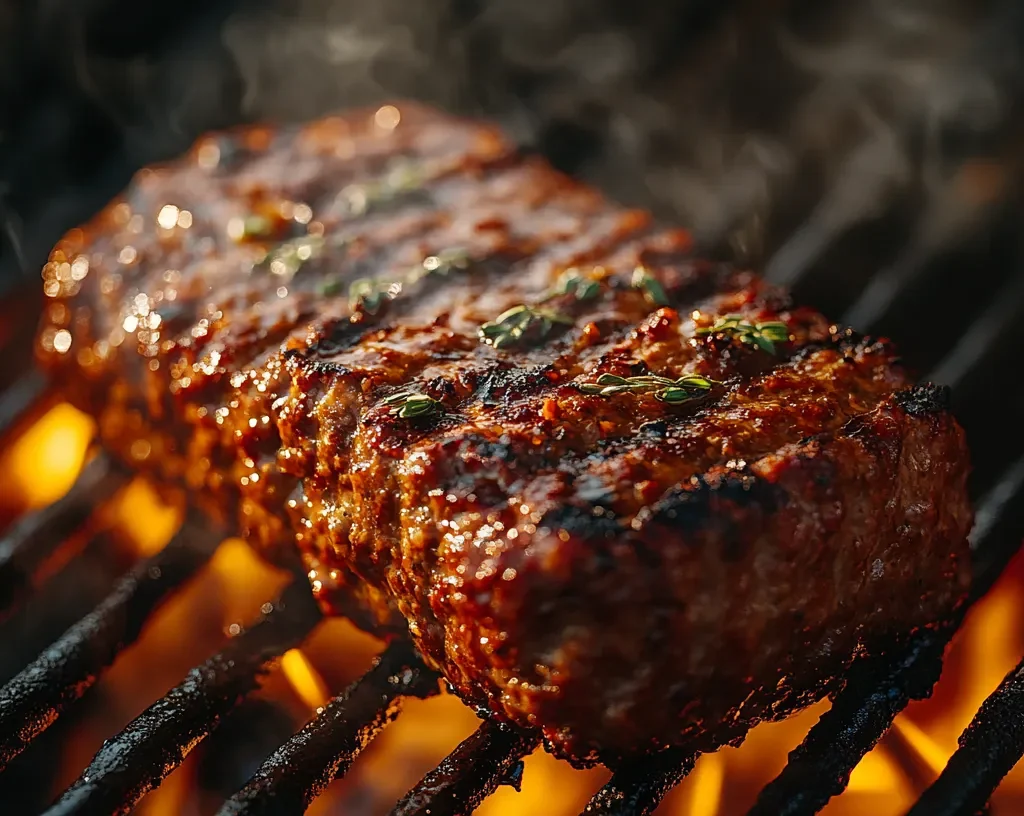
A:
0,512,222,771
44,579,320,816
220,641,439,816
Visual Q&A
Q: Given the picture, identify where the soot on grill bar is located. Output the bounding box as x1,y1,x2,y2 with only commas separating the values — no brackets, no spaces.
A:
0,1,1023,815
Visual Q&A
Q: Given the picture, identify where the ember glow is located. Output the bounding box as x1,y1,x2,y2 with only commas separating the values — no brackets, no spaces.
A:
2,405,1022,814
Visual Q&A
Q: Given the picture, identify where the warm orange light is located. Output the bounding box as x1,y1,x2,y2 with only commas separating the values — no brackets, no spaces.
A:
4,402,93,507
208,537,290,626
111,479,183,556
135,755,194,816
282,648,331,712
687,753,725,816
478,741,608,816
846,746,908,794
891,716,949,778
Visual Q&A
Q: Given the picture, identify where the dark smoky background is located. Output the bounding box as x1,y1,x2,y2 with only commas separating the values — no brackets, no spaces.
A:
1,0,1024,375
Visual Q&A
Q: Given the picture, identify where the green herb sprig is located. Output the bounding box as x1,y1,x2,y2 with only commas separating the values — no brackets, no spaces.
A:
261,235,327,279
348,278,402,314
631,266,670,307
696,315,790,354
345,247,473,313
338,161,427,217
382,390,443,420
579,373,717,405
549,269,601,302
479,304,573,349
410,247,472,283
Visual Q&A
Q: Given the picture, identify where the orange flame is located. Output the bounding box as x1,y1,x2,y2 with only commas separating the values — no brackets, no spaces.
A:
281,649,331,712
2,402,93,508
687,753,726,816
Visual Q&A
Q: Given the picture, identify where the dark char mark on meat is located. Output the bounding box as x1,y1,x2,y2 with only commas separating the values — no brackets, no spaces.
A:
894,382,952,416
643,473,786,562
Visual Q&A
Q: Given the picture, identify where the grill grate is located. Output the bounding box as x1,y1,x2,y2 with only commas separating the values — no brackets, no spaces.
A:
909,658,1024,816
0,512,220,771
390,720,540,816
221,641,438,816
44,580,319,816
0,258,1023,814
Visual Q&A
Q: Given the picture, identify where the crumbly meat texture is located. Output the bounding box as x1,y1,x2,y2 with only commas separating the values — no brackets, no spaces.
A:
36,103,973,764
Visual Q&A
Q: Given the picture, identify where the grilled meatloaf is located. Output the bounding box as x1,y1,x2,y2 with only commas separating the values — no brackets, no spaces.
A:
36,103,972,764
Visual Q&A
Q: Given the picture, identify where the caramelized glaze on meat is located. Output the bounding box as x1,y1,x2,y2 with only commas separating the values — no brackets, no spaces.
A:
36,103,972,763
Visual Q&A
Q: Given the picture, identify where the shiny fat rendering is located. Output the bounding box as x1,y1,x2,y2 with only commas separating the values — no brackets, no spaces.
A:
36,103,973,765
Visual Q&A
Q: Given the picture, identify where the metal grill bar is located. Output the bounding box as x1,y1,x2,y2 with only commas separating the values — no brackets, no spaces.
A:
747,631,950,816
43,579,320,816
390,719,540,816
581,749,696,816
907,658,1024,816
0,512,220,771
219,641,439,816
0,529,137,686
0,454,127,619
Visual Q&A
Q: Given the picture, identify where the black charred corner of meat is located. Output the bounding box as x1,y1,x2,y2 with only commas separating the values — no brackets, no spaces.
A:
893,383,952,417
641,473,785,559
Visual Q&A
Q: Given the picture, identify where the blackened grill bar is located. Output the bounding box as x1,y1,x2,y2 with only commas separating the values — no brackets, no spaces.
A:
0,511,221,771
582,749,697,816
0,371,53,449
220,642,438,816
44,580,320,816
390,719,541,816
908,658,1024,816
747,631,950,816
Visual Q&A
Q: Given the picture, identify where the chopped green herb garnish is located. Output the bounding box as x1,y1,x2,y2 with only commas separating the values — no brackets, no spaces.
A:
696,315,790,354
410,247,471,283
578,372,717,405
338,161,427,217
382,390,443,419
259,235,327,279
349,278,401,314
317,275,347,297
479,304,573,350
550,269,602,302
631,266,670,307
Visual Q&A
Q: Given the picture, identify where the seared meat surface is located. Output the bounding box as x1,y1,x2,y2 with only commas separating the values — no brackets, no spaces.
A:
36,104,972,764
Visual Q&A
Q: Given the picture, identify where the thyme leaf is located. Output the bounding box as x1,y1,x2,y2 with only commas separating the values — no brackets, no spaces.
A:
348,278,402,314
696,315,790,354
479,304,573,350
260,235,328,279
382,390,444,420
631,266,670,307
578,372,717,404
550,269,601,302
338,161,428,217
409,247,472,284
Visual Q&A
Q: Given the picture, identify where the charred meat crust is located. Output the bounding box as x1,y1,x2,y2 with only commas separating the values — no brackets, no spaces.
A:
431,391,970,763
35,103,972,763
